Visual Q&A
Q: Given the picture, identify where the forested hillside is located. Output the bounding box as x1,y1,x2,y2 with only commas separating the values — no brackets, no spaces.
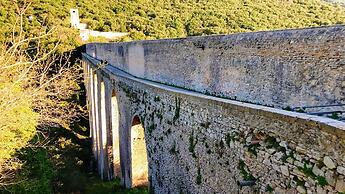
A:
1,0,345,45
0,0,345,193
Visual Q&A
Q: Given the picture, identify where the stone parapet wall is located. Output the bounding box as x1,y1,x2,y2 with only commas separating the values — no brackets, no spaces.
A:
86,25,345,108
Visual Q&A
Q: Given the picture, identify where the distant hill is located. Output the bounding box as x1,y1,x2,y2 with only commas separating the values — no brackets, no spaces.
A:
1,0,345,46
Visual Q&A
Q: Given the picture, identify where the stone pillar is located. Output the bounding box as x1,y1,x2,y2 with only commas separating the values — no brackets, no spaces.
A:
89,70,98,161
119,105,132,188
97,72,105,178
102,77,113,180
111,88,121,179
85,64,93,139
93,73,100,169
83,63,90,134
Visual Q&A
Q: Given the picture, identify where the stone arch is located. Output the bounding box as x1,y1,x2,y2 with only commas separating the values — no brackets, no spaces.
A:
130,115,149,187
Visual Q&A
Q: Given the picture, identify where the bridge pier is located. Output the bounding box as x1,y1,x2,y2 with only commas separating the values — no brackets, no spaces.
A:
85,65,133,185
118,104,132,188
110,88,121,179
96,72,105,178
92,72,99,164
104,77,114,180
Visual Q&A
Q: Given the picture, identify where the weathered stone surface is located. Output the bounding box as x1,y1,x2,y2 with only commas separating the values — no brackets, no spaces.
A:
297,185,306,194
316,185,326,194
335,178,345,192
294,161,304,168
312,165,324,177
325,171,336,186
337,166,345,175
324,156,336,169
281,165,290,176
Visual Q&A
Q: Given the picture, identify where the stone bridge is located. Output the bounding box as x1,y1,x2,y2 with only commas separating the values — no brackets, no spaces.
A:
82,25,345,193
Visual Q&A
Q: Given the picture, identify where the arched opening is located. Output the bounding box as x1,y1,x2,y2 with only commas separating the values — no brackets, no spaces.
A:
111,89,121,179
131,116,148,187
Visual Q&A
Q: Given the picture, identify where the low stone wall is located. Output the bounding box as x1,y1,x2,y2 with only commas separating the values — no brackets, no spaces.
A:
83,53,345,193
86,25,345,108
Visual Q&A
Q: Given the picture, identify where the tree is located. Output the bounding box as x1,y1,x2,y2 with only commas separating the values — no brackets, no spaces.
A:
0,1,84,187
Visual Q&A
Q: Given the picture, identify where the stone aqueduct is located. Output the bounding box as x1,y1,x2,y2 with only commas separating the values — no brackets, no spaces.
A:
82,26,345,193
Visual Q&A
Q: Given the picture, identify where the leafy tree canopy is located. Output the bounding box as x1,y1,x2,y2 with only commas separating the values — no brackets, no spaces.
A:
1,0,345,45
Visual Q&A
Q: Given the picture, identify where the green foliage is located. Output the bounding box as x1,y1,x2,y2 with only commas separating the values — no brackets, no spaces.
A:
265,136,286,152
283,106,293,111
238,159,255,181
298,162,315,178
0,83,38,165
169,142,177,155
316,176,328,187
297,161,329,187
84,178,148,194
200,121,211,128
329,112,340,119
247,144,260,156
3,125,148,193
225,133,237,147
173,96,181,124
2,0,345,45
6,148,54,194
293,176,306,187
196,167,202,185
266,184,273,192
188,132,197,158
295,108,306,113
281,150,295,163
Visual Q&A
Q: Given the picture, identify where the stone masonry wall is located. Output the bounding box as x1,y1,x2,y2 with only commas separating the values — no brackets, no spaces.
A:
86,25,345,108
83,25,345,193
83,54,345,193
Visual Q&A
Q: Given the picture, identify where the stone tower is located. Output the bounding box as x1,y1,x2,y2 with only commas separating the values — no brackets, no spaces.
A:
70,9,80,28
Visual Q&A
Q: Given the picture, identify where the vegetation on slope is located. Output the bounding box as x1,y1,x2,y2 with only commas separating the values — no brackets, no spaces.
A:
0,0,345,193
0,2,83,191
1,0,345,44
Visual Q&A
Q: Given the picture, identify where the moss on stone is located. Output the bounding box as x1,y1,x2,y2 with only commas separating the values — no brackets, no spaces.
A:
188,132,198,158
316,176,328,187
200,121,211,128
298,161,315,178
238,160,255,181
266,185,273,193
169,142,177,155
265,136,286,152
154,96,160,102
247,144,260,156
196,167,202,185
293,176,305,187
173,97,181,124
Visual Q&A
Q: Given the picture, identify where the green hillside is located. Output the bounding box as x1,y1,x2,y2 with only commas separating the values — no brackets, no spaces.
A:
1,0,345,45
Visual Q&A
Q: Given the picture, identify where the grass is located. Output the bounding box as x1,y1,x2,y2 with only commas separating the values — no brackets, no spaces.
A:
85,178,148,194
